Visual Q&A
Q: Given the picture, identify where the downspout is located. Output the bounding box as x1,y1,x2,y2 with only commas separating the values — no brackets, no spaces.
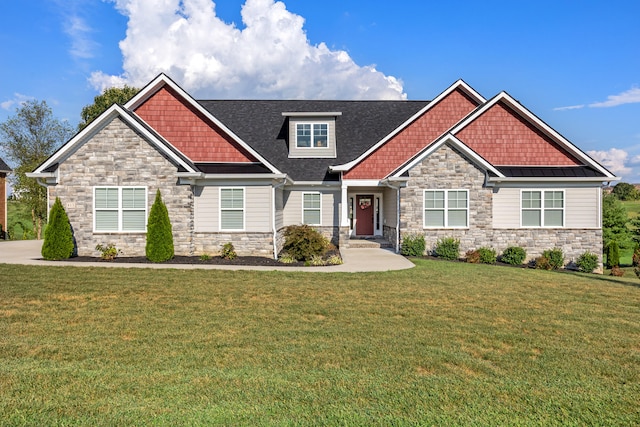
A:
272,177,288,259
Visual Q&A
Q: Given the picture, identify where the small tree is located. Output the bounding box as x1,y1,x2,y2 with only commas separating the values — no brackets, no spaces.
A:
79,86,140,130
606,240,620,269
41,197,74,260
611,182,639,201
602,193,632,250
145,189,174,262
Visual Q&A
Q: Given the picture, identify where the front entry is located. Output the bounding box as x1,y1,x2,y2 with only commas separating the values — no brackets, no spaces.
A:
355,194,374,235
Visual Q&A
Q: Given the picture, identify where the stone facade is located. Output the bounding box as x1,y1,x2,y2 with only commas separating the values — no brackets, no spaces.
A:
399,143,602,266
49,117,193,257
193,232,273,257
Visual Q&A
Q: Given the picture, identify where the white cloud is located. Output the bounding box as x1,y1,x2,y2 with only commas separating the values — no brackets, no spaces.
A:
553,104,584,111
1,93,34,111
589,86,640,108
91,0,406,100
64,14,98,60
587,148,632,177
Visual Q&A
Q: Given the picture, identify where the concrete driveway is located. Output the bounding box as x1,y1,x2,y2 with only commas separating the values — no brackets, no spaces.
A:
0,240,414,273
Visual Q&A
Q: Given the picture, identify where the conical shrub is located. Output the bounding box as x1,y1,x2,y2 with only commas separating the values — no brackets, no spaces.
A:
145,189,174,262
41,197,75,260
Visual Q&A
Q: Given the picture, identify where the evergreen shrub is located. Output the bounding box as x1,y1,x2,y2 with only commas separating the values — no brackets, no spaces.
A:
400,234,426,256
576,251,599,273
433,237,460,260
501,246,527,265
282,224,327,261
541,248,565,270
41,197,75,260
145,189,174,262
606,241,620,269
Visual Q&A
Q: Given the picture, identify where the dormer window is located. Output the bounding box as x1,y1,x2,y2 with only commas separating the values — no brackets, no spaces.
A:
283,111,341,159
296,123,328,148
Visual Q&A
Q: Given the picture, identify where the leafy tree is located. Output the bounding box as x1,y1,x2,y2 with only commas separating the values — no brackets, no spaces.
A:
602,193,632,250
0,100,74,239
145,189,174,262
41,197,75,260
79,86,139,130
611,182,639,201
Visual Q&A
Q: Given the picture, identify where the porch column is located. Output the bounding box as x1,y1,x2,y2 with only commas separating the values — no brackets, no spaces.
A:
339,180,350,249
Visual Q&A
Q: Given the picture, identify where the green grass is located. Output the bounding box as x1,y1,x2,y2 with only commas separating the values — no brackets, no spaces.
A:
1,261,639,425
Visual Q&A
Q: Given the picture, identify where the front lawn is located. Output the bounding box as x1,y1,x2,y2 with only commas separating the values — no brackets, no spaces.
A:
0,260,638,425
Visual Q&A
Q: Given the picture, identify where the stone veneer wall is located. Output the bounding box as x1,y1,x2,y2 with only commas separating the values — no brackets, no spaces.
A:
400,143,602,266
193,232,274,257
49,117,193,257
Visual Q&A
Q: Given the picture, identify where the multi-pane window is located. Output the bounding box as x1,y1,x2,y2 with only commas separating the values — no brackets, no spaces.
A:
522,190,564,227
303,192,321,225
94,187,147,232
424,190,468,228
296,123,328,148
220,188,244,230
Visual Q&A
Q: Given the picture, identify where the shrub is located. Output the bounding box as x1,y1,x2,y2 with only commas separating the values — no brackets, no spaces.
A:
576,251,599,273
400,234,426,256
282,225,328,261
465,249,481,264
542,248,565,270
221,242,237,260
477,247,497,264
95,243,122,261
534,255,552,270
606,241,620,269
632,246,640,267
145,190,174,262
199,253,211,261
501,246,527,266
433,237,460,260
41,197,75,260
610,266,624,277
308,254,326,266
278,252,296,264
326,254,343,265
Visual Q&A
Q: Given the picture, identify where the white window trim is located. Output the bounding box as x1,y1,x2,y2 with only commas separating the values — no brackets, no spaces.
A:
423,189,469,229
302,192,322,226
295,123,329,149
520,189,565,228
219,187,245,231
93,186,148,233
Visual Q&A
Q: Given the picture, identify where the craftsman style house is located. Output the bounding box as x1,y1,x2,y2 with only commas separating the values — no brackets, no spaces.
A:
29,74,617,262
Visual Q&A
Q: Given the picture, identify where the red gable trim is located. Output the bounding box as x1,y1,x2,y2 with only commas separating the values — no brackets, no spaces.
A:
135,86,258,163
455,100,580,166
343,87,482,179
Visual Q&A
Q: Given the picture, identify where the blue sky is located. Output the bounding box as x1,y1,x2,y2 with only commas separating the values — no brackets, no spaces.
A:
1,0,639,181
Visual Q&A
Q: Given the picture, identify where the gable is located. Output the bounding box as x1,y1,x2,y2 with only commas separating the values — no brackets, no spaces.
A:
344,88,480,180
454,101,581,166
134,86,258,163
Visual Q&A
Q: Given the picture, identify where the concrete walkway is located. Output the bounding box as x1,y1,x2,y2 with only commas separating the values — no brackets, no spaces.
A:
0,240,415,273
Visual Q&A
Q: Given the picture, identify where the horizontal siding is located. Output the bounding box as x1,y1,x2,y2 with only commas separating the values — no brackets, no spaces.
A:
493,186,601,229
383,187,397,227
288,118,336,158
194,185,271,232
275,188,284,230
283,189,339,226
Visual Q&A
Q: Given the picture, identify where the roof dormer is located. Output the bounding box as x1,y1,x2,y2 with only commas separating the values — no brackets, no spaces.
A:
282,112,342,158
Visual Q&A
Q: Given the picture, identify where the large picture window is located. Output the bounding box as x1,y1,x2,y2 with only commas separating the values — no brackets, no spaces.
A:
302,192,321,225
424,190,468,228
94,187,147,232
522,190,564,227
220,188,244,230
296,123,328,148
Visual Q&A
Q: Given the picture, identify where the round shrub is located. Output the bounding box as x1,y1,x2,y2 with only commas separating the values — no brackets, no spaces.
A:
542,248,565,270
501,246,526,265
465,249,481,264
146,189,174,262
282,224,328,261
401,234,426,256
576,251,599,273
477,247,497,264
434,237,460,260
42,197,75,260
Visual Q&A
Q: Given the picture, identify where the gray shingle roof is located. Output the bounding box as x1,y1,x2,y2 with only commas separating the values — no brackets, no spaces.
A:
197,100,429,181
0,157,11,173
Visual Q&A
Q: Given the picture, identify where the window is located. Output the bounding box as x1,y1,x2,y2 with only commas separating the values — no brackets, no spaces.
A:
522,190,564,227
296,123,328,148
424,190,468,228
94,187,147,232
220,188,244,230
302,192,321,225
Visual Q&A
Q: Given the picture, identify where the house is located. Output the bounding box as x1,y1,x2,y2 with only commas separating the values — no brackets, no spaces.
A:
0,157,11,238
28,74,618,263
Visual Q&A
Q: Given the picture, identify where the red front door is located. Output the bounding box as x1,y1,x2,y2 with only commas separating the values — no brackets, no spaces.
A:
355,195,374,235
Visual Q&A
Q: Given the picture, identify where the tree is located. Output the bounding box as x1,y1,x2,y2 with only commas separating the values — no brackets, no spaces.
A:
0,100,74,239
611,182,639,201
78,86,139,130
602,193,632,250
145,189,174,262
41,197,75,260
